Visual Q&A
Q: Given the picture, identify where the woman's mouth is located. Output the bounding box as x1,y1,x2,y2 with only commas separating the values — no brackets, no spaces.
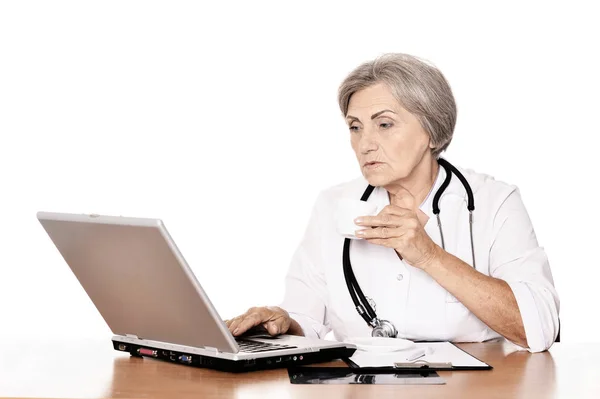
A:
363,161,384,169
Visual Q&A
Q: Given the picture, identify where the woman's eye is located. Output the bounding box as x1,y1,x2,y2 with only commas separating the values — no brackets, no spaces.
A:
349,125,360,132
380,122,393,129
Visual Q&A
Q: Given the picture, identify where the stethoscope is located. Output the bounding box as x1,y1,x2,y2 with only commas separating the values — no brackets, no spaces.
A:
343,158,476,338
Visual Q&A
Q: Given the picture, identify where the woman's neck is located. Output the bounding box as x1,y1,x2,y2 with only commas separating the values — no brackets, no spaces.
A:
385,156,439,208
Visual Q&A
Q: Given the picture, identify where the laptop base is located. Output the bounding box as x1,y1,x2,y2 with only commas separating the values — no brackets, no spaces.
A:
113,339,356,373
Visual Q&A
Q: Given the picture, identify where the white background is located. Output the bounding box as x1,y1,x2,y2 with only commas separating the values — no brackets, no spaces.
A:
0,1,598,344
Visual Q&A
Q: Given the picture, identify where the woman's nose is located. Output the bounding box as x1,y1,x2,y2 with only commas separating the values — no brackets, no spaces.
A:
358,129,378,154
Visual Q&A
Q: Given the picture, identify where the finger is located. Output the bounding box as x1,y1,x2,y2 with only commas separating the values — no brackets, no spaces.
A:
356,226,403,239
227,316,245,334
263,321,282,336
380,206,428,228
228,307,266,332
355,214,404,227
355,207,410,226
226,316,241,329
266,314,292,336
365,238,397,248
225,318,239,327
231,312,266,336
228,313,255,335
265,307,291,335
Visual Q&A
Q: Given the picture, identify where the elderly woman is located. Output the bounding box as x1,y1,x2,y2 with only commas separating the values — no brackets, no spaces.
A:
226,53,560,352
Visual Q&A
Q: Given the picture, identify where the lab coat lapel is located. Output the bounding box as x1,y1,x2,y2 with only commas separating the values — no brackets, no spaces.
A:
348,184,402,280
412,163,472,267
344,186,403,334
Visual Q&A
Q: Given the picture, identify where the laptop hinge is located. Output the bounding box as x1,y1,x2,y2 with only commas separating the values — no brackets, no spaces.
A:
125,334,140,339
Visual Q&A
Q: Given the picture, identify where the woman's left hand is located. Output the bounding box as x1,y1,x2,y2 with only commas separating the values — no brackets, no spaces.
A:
354,185,441,269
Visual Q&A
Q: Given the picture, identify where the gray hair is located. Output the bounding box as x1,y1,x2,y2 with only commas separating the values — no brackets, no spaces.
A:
337,53,456,158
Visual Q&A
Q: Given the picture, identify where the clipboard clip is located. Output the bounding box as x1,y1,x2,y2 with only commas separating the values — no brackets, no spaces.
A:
394,360,453,369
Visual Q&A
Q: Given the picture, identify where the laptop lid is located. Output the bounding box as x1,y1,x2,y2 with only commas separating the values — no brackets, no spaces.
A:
37,211,240,353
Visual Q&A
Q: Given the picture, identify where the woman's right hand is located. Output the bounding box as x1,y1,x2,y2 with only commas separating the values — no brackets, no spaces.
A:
225,306,304,337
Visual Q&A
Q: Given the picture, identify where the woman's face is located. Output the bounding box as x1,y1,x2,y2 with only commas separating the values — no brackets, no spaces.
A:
346,83,433,187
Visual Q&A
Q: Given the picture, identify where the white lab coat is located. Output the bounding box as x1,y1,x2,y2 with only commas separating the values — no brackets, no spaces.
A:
280,164,560,353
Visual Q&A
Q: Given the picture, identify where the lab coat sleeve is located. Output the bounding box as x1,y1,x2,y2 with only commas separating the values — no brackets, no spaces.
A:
279,193,331,339
489,187,560,352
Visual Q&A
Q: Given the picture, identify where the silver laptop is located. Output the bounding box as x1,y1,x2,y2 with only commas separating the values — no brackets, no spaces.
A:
37,211,355,372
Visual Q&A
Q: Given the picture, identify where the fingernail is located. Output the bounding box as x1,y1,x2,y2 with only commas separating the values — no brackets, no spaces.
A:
233,328,239,335
354,217,363,224
355,230,364,236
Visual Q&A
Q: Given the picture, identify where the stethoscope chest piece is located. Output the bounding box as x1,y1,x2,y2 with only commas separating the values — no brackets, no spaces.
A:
371,319,398,338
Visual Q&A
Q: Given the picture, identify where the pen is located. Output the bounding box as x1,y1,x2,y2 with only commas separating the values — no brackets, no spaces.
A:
405,348,426,362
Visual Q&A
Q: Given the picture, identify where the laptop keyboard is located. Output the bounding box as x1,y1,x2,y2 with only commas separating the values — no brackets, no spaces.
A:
236,338,297,353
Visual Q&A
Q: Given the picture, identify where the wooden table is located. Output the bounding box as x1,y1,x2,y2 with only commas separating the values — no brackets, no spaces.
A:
1,339,599,398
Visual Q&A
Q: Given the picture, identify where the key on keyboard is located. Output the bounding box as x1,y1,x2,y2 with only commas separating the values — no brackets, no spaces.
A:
236,339,297,353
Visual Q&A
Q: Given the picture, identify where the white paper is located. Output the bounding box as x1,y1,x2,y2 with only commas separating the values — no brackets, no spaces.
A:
349,342,488,368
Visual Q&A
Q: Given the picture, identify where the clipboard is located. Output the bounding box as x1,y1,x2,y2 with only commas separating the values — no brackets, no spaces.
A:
344,342,492,372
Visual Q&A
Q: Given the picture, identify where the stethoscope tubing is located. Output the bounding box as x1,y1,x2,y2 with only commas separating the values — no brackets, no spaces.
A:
343,158,475,334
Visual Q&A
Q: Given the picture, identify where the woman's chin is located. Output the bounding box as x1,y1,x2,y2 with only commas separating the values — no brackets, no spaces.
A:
364,173,393,187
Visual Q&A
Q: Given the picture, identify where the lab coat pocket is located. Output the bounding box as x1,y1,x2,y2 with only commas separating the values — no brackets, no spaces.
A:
444,298,473,341
445,291,461,303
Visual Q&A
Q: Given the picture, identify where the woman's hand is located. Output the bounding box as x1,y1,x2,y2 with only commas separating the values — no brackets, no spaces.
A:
225,306,303,337
354,185,441,269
